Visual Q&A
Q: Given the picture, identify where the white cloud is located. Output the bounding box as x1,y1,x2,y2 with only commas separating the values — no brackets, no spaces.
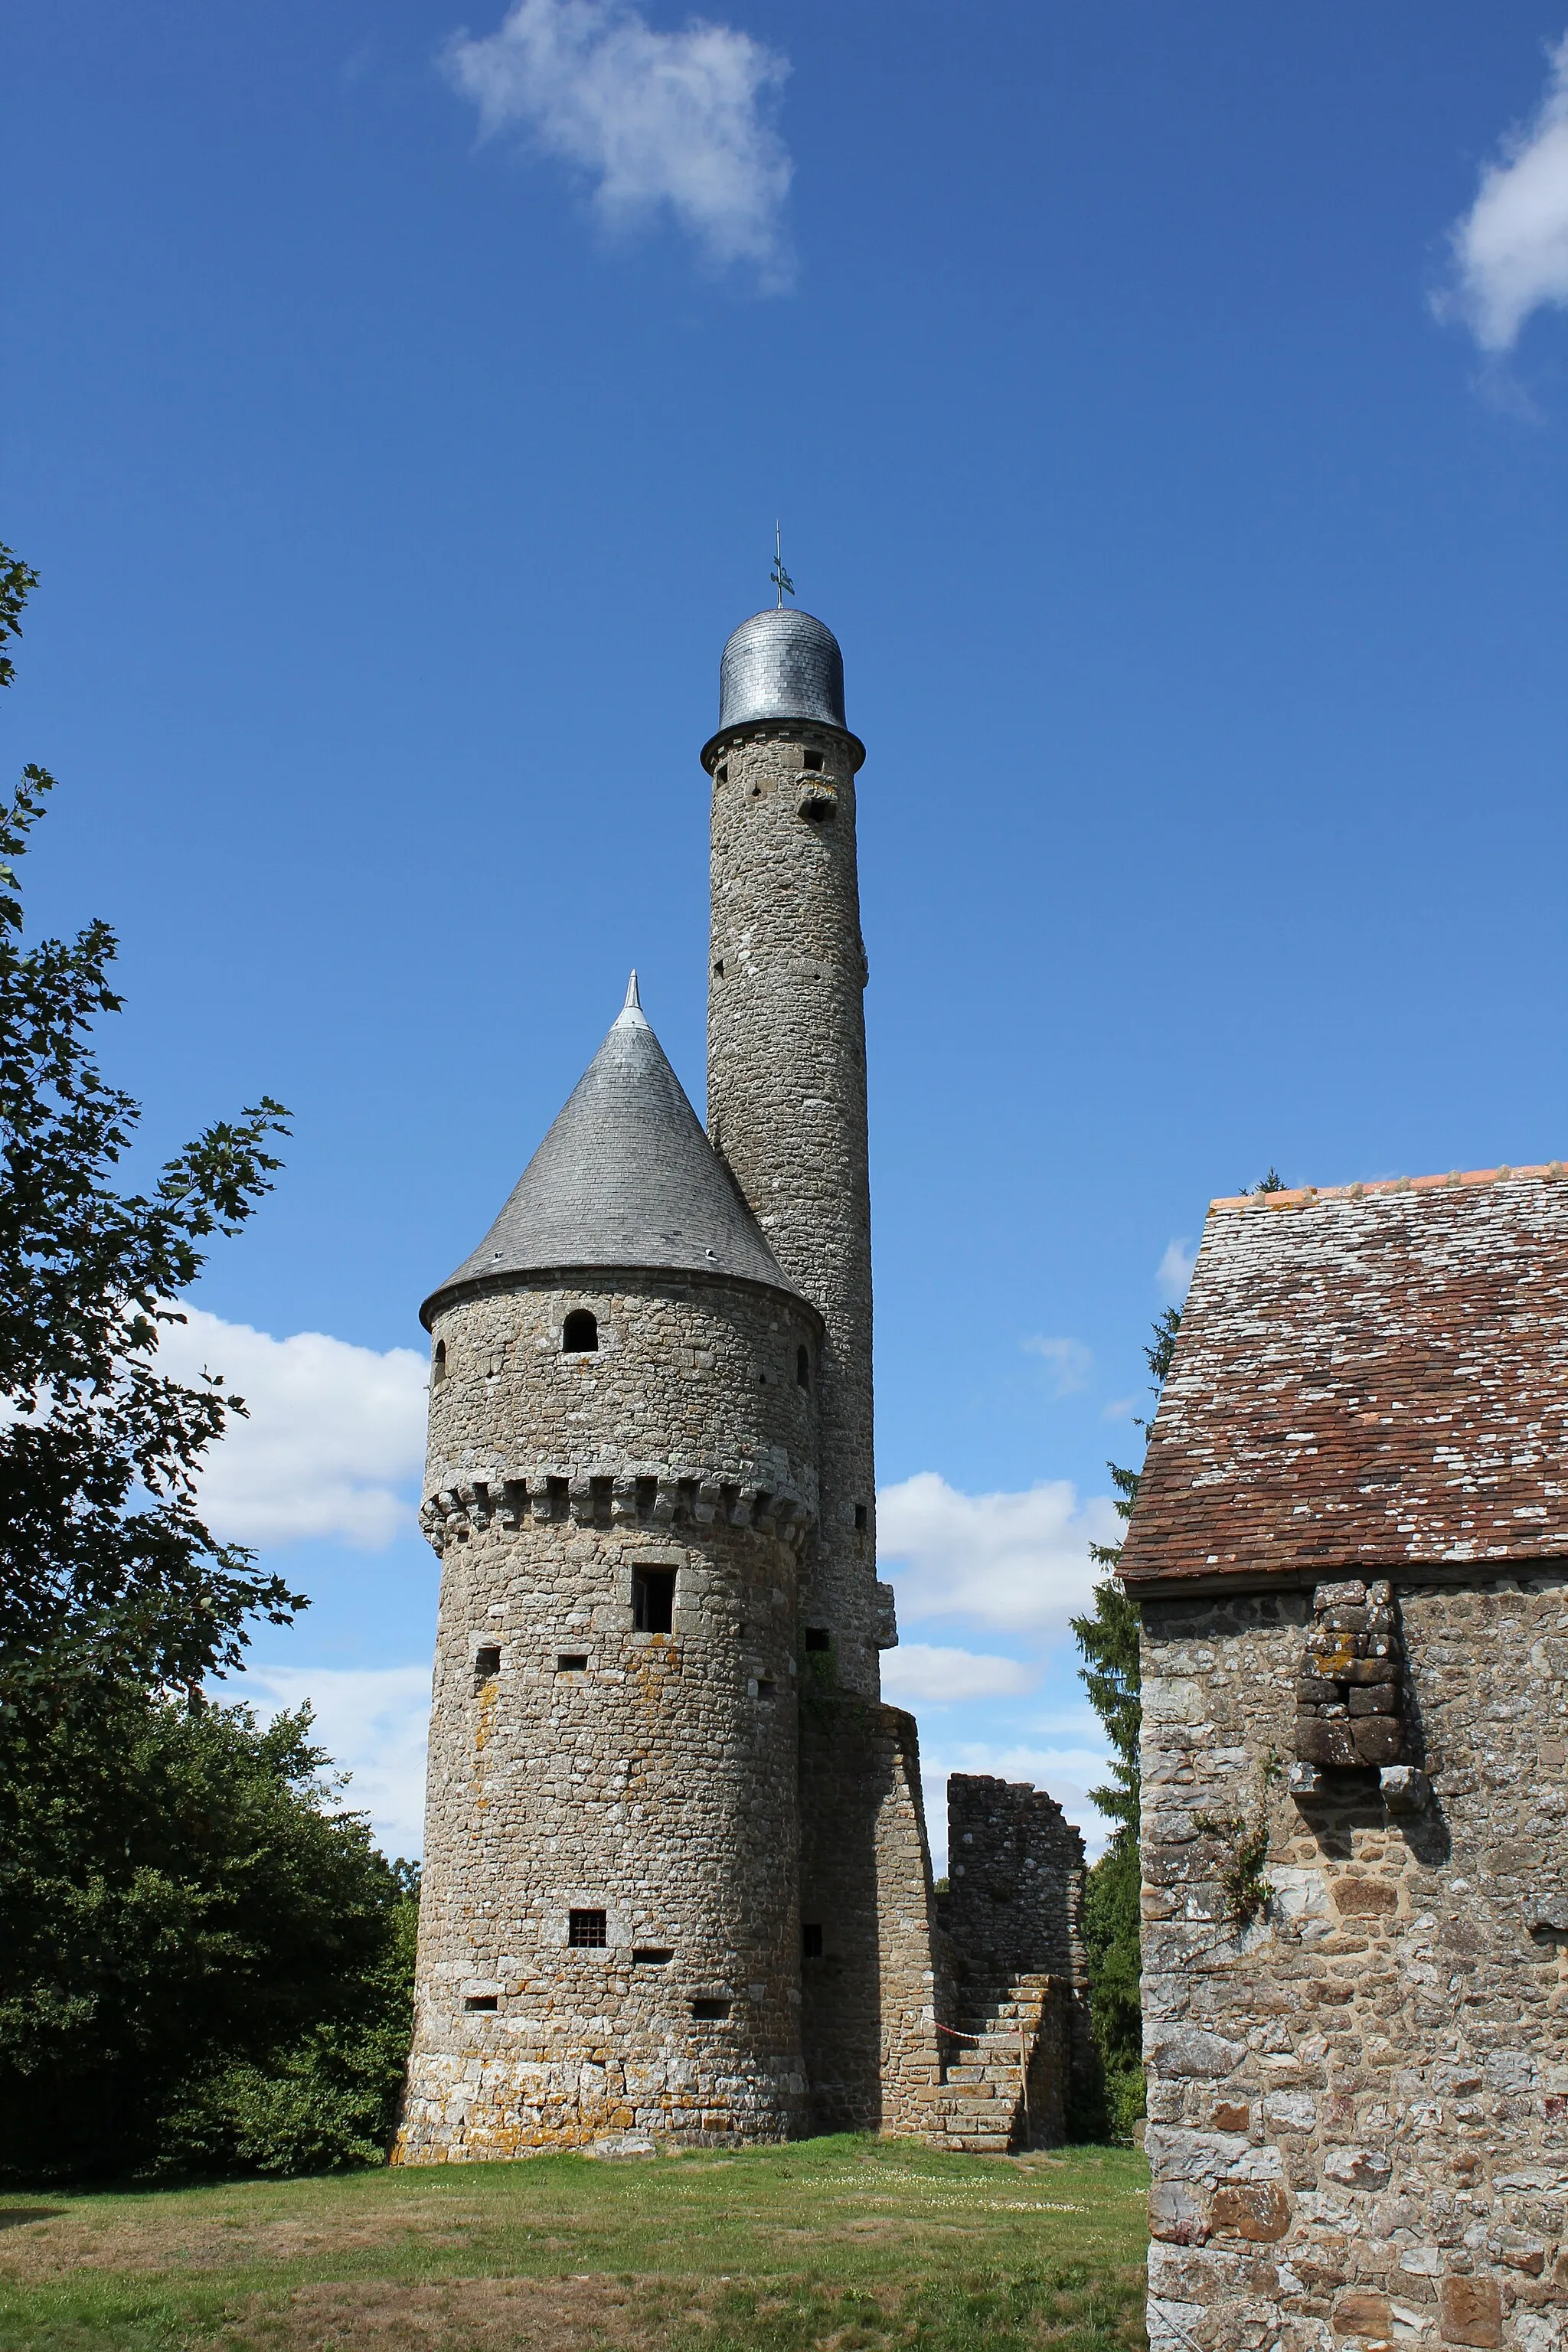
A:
877,1471,1119,1634
444,0,794,288
1102,1394,1137,1423
240,1663,432,1859
1021,1334,1092,1397
157,1307,428,1550
920,1742,1116,1871
1156,1236,1196,1302
881,1643,1038,1707
1437,31,1568,353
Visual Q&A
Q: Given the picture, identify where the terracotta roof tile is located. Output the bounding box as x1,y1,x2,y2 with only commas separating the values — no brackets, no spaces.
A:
1119,1165,1568,1592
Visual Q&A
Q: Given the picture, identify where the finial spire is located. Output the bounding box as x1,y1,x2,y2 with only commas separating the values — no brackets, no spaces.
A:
770,521,795,609
616,969,650,1030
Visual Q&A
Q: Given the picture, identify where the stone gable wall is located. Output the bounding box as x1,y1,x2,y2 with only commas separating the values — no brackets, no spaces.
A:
1140,1573,1568,2352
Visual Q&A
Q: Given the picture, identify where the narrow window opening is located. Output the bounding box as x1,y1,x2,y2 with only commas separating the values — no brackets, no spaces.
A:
632,1947,673,1966
432,1339,447,1385
805,1628,831,1653
802,1923,824,1959
854,1503,868,1531
713,958,724,978
557,1651,588,1673
563,1308,598,1354
635,1475,658,1517
569,1909,608,1948
750,782,762,799
633,1567,676,1635
795,1344,810,1390
465,1993,498,2012
802,748,824,773
756,1677,776,1700
802,797,835,824
547,1475,570,1516
715,761,728,783
757,1369,768,1386
691,1997,731,2020
474,1643,501,1684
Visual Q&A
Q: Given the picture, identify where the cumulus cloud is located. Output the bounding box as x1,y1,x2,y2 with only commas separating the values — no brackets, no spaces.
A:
1437,31,1568,353
242,1664,432,1857
880,1644,1038,1707
921,1740,1116,1870
157,1307,428,1550
444,0,794,287
1156,1236,1196,1302
1021,1334,1092,1398
876,1472,1119,1635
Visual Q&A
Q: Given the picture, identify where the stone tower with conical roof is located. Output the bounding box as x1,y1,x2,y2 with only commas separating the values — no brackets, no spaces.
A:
394,603,1086,2161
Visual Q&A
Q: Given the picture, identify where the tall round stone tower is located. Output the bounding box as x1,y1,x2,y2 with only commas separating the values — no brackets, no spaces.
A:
396,978,822,2157
702,609,885,1697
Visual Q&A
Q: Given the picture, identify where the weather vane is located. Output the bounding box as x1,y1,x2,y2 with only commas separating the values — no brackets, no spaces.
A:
770,521,795,609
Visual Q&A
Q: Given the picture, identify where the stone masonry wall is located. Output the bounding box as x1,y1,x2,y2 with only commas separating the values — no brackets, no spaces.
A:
796,1687,945,2135
945,1772,1093,2128
705,723,880,1693
1140,1573,1568,2352
398,1275,819,2159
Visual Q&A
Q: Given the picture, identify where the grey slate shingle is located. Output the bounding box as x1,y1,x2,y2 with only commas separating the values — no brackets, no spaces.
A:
420,978,805,1327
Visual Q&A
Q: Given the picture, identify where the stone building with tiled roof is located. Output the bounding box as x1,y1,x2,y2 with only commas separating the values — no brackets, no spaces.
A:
1122,1168,1568,2352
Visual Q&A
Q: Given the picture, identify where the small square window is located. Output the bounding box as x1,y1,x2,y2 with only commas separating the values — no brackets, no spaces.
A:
756,1677,776,1700
632,1947,672,1966
802,1923,824,1959
805,1628,831,1653
691,1997,730,2020
569,1909,608,1948
474,1644,501,1684
802,749,823,772
557,1652,588,1673
465,1993,498,2012
633,1566,675,1634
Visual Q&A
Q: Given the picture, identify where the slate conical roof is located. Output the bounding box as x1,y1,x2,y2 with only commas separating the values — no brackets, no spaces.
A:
420,976,805,1327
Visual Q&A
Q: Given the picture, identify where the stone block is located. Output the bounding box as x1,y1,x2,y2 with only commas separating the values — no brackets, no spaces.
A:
1323,2147,1393,2190
1437,2276,1501,2348
1349,1686,1399,1717
1298,1718,1360,1768
1149,2027,1246,2079
1351,1716,1404,1766
1333,2290,1393,2341
1380,1766,1431,1815
1210,2180,1292,2242
1521,1892,1568,1933
1150,2180,1210,2245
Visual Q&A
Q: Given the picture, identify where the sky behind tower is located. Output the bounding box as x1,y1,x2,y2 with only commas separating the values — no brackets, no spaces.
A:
7,2,1568,1860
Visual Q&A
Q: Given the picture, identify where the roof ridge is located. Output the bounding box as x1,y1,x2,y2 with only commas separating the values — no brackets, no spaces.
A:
1210,1161,1568,1214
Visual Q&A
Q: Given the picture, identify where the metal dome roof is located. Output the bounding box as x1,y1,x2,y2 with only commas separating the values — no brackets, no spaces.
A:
704,608,864,768
420,977,805,1327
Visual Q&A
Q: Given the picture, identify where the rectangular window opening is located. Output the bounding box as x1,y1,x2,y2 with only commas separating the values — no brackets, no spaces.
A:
633,1566,676,1634
802,748,824,772
569,1909,608,1948
854,1503,869,1530
465,1993,498,2012
632,1947,673,1966
756,1677,776,1700
557,1652,589,1673
691,1997,731,2021
804,1628,831,1652
474,1643,501,1684
802,1923,824,1959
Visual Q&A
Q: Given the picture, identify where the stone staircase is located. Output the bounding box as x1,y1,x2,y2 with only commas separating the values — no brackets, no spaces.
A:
920,1971,1062,2154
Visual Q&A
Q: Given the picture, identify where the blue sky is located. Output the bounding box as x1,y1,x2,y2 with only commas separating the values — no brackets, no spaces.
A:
7,2,1568,1861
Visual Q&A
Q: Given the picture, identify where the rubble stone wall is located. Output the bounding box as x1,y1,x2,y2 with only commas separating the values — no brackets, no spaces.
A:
1140,1573,1568,2352
705,722,881,1694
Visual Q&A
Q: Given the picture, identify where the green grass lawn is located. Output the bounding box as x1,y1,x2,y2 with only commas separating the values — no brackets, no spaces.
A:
0,2137,1148,2352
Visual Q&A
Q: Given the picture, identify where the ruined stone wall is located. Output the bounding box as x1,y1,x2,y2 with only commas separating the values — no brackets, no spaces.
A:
1140,1573,1568,2352
946,1773,1087,1991
704,723,880,1693
398,1273,818,2160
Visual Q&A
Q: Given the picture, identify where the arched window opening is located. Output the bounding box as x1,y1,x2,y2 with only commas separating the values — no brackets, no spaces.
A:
795,1344,811,1390
432,1338,446,1384
563,1309,598,1354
